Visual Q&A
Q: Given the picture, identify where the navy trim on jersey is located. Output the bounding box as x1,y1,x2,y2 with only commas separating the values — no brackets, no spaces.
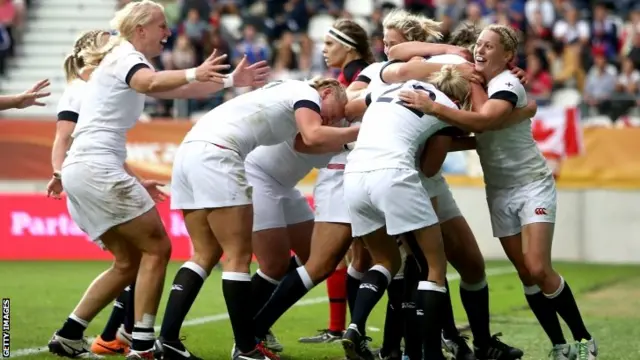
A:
57,111,79,123
379,60,403,84
355,74,371,84
343,59,370,84
490,90,518,108
294,100,321,114
125,63,150,86
365,93,372,106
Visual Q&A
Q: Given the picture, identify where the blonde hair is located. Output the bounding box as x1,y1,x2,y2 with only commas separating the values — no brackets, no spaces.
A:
484,24,521,62
63,30,110,82
428,65,472,111
81,0,164,66
383,9,443,43
332,19,375,64
308,77,347,103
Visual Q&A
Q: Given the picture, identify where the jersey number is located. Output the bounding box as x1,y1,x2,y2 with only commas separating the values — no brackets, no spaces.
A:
376,84,436,117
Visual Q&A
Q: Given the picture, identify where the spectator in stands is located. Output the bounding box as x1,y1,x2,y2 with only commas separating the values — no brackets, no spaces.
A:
528,9,553,42
610,57,640,120
590,1,618,62
526,52,553,105
525,0,555,28
0,0,15,57
583,47,618,119
271,30,299,79
463,3,488,28
232,23,270,66
171,34,197,70
553,4,590,46
620,6,640,60
182,8,211,61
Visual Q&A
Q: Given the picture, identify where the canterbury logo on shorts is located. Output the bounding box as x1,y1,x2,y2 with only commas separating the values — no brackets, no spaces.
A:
534,208,548,215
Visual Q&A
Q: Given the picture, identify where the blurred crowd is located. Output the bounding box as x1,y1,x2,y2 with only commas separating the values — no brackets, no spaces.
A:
5,0,640,123
0,0,30,76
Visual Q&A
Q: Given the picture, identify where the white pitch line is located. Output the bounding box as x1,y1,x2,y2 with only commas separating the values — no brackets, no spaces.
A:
10,266,515,358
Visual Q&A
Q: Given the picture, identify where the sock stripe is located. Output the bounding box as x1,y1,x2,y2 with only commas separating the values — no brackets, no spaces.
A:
68,313,89,328
257,269,281,285
347,265,365,280
182,261,209,281
222,271,251,282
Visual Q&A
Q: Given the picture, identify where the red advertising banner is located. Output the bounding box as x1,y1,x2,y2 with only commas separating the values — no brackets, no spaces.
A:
0,194,315,260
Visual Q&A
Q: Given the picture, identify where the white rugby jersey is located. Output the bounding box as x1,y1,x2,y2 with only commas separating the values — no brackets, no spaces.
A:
245,139,334,188
475,70,551,187
56,79,87,123
323,63,389,168
65,41,153,166
425,54,468,65
184,80,322,159
346,80,458,173
356,61,386,90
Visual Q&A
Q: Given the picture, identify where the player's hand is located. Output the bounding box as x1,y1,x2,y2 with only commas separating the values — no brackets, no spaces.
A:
141,180,167,203
46,177,63,199
398,90,436,114
510,66,528,85
453,62,485,85
232,55,271,88
15,79,51,108
195,49,230,84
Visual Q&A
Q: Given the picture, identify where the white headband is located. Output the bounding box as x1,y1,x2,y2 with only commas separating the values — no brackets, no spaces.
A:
327,27,358,49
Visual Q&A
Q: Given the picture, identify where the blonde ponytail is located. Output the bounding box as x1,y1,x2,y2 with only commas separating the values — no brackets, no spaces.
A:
81,0,163,68
63,29,110,83
383,9,442,43
428,65,472,110
63,54,81,83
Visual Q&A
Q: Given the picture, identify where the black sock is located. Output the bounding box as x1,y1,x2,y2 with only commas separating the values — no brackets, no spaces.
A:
546,278,591,341
288,255,301,272
346,266,364,318
459,279,491,346
100,288,130,341
381,277,404,356
58,316,87,340
525,285,566,345
159,263,207,341
254,267,313,338
131,326,155,351
251,270,279,317
124,283,135,334
441,279,459,340
402,255,422,360
350,265,390,333
417,281,447,360
222,272,255,353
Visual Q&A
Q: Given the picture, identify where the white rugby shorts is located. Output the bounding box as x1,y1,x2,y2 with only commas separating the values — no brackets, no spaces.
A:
61,161,155,242
420,174,462,223
246,163,314,232
344,168,439,237
171,141,252,210
313,167,350,224
485,175,557,238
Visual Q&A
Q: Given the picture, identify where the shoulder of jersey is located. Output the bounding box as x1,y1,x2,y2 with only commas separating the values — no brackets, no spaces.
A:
490,70,521,89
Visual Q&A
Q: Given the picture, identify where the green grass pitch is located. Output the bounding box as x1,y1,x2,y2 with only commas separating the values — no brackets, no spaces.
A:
2,261,640,359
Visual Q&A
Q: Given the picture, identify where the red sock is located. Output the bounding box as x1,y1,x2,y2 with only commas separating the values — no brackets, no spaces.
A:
326,267,348,332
